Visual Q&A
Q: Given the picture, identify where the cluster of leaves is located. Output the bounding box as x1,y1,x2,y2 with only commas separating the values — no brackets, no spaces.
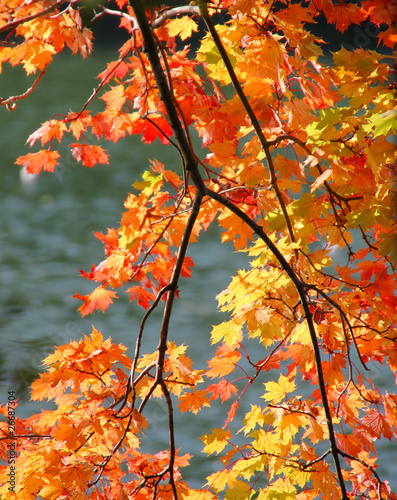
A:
1,0,396,499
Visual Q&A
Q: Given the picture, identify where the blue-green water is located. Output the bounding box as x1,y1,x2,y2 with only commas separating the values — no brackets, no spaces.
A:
0,53,396,492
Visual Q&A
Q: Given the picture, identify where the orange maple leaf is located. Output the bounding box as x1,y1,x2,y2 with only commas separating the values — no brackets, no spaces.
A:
178,390,210,414
362,408,393,440
27,119,68,147
126,286,156,310
224,400,239,427
94,228,119,255
100,84,126,112
207,379,238,402
73,286,117,316
207,351,241,379
16,150,60,174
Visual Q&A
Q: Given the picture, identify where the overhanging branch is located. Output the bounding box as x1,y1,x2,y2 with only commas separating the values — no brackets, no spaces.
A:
131,1,348,498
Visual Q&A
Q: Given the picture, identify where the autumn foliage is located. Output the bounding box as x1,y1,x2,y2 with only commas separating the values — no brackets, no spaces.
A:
1,0,397,499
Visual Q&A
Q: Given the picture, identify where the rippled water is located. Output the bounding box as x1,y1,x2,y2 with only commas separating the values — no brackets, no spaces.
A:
0,53,395,490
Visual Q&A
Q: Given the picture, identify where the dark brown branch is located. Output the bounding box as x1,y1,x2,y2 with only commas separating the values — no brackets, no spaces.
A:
132,0,205,193
155,192,203,376
202,187,348,499
199,7,297,248
132,2,348,497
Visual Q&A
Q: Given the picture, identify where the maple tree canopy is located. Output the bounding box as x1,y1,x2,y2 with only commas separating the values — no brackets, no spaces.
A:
0,1,396,499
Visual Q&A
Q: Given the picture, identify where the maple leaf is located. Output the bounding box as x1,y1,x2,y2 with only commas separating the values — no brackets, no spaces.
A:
224,401,239,427
133,170,163,195
310,168,333,193
363,109,397,138
210,320,243,346
262,374,297,403
59,461,92,493
73,286,117,316
94,228,119,255
242,405,266,435
115,0,129,9
218,210,254,250
177,488,218,500
377,29,397,49
200,428,232,455
71,144,109,168
167,16,198,41
206,469,239,493
15,150,60,174
100,84,126,112
207,379,238,402
150,158,182,190
26,119,68,147
207,349,241,379
178,390,211,414
130,112,174,145
362,408,393,440
126,286,156,309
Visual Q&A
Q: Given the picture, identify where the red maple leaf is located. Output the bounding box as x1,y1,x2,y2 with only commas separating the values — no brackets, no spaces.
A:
71,144,109,168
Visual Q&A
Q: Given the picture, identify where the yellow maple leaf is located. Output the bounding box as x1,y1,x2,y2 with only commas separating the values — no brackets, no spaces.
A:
262,374,296,403
242,405,265,435
178,486,218,500
224,479,251,499
167,16,198,40
210,320,243,346
206,469,239,493
200,428,231,455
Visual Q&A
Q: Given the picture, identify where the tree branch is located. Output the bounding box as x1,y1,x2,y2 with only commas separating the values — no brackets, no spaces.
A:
0,0,67,35
151,5,200,28
204,185,348,499
132,2,348,497
198,6,297,247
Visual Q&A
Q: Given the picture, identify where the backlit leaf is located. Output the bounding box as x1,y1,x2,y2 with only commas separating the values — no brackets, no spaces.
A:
201,428,232,455
167,16,198,40
71,144,109,168
73,286,117,316
16,150,60,174
262,374,297,403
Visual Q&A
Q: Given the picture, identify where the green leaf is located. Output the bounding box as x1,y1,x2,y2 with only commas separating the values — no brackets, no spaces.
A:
362,110,397,138
133,171,163,195
378,232,397,267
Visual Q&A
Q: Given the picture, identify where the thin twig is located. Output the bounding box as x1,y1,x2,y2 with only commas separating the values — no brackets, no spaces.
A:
0,70,46,110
